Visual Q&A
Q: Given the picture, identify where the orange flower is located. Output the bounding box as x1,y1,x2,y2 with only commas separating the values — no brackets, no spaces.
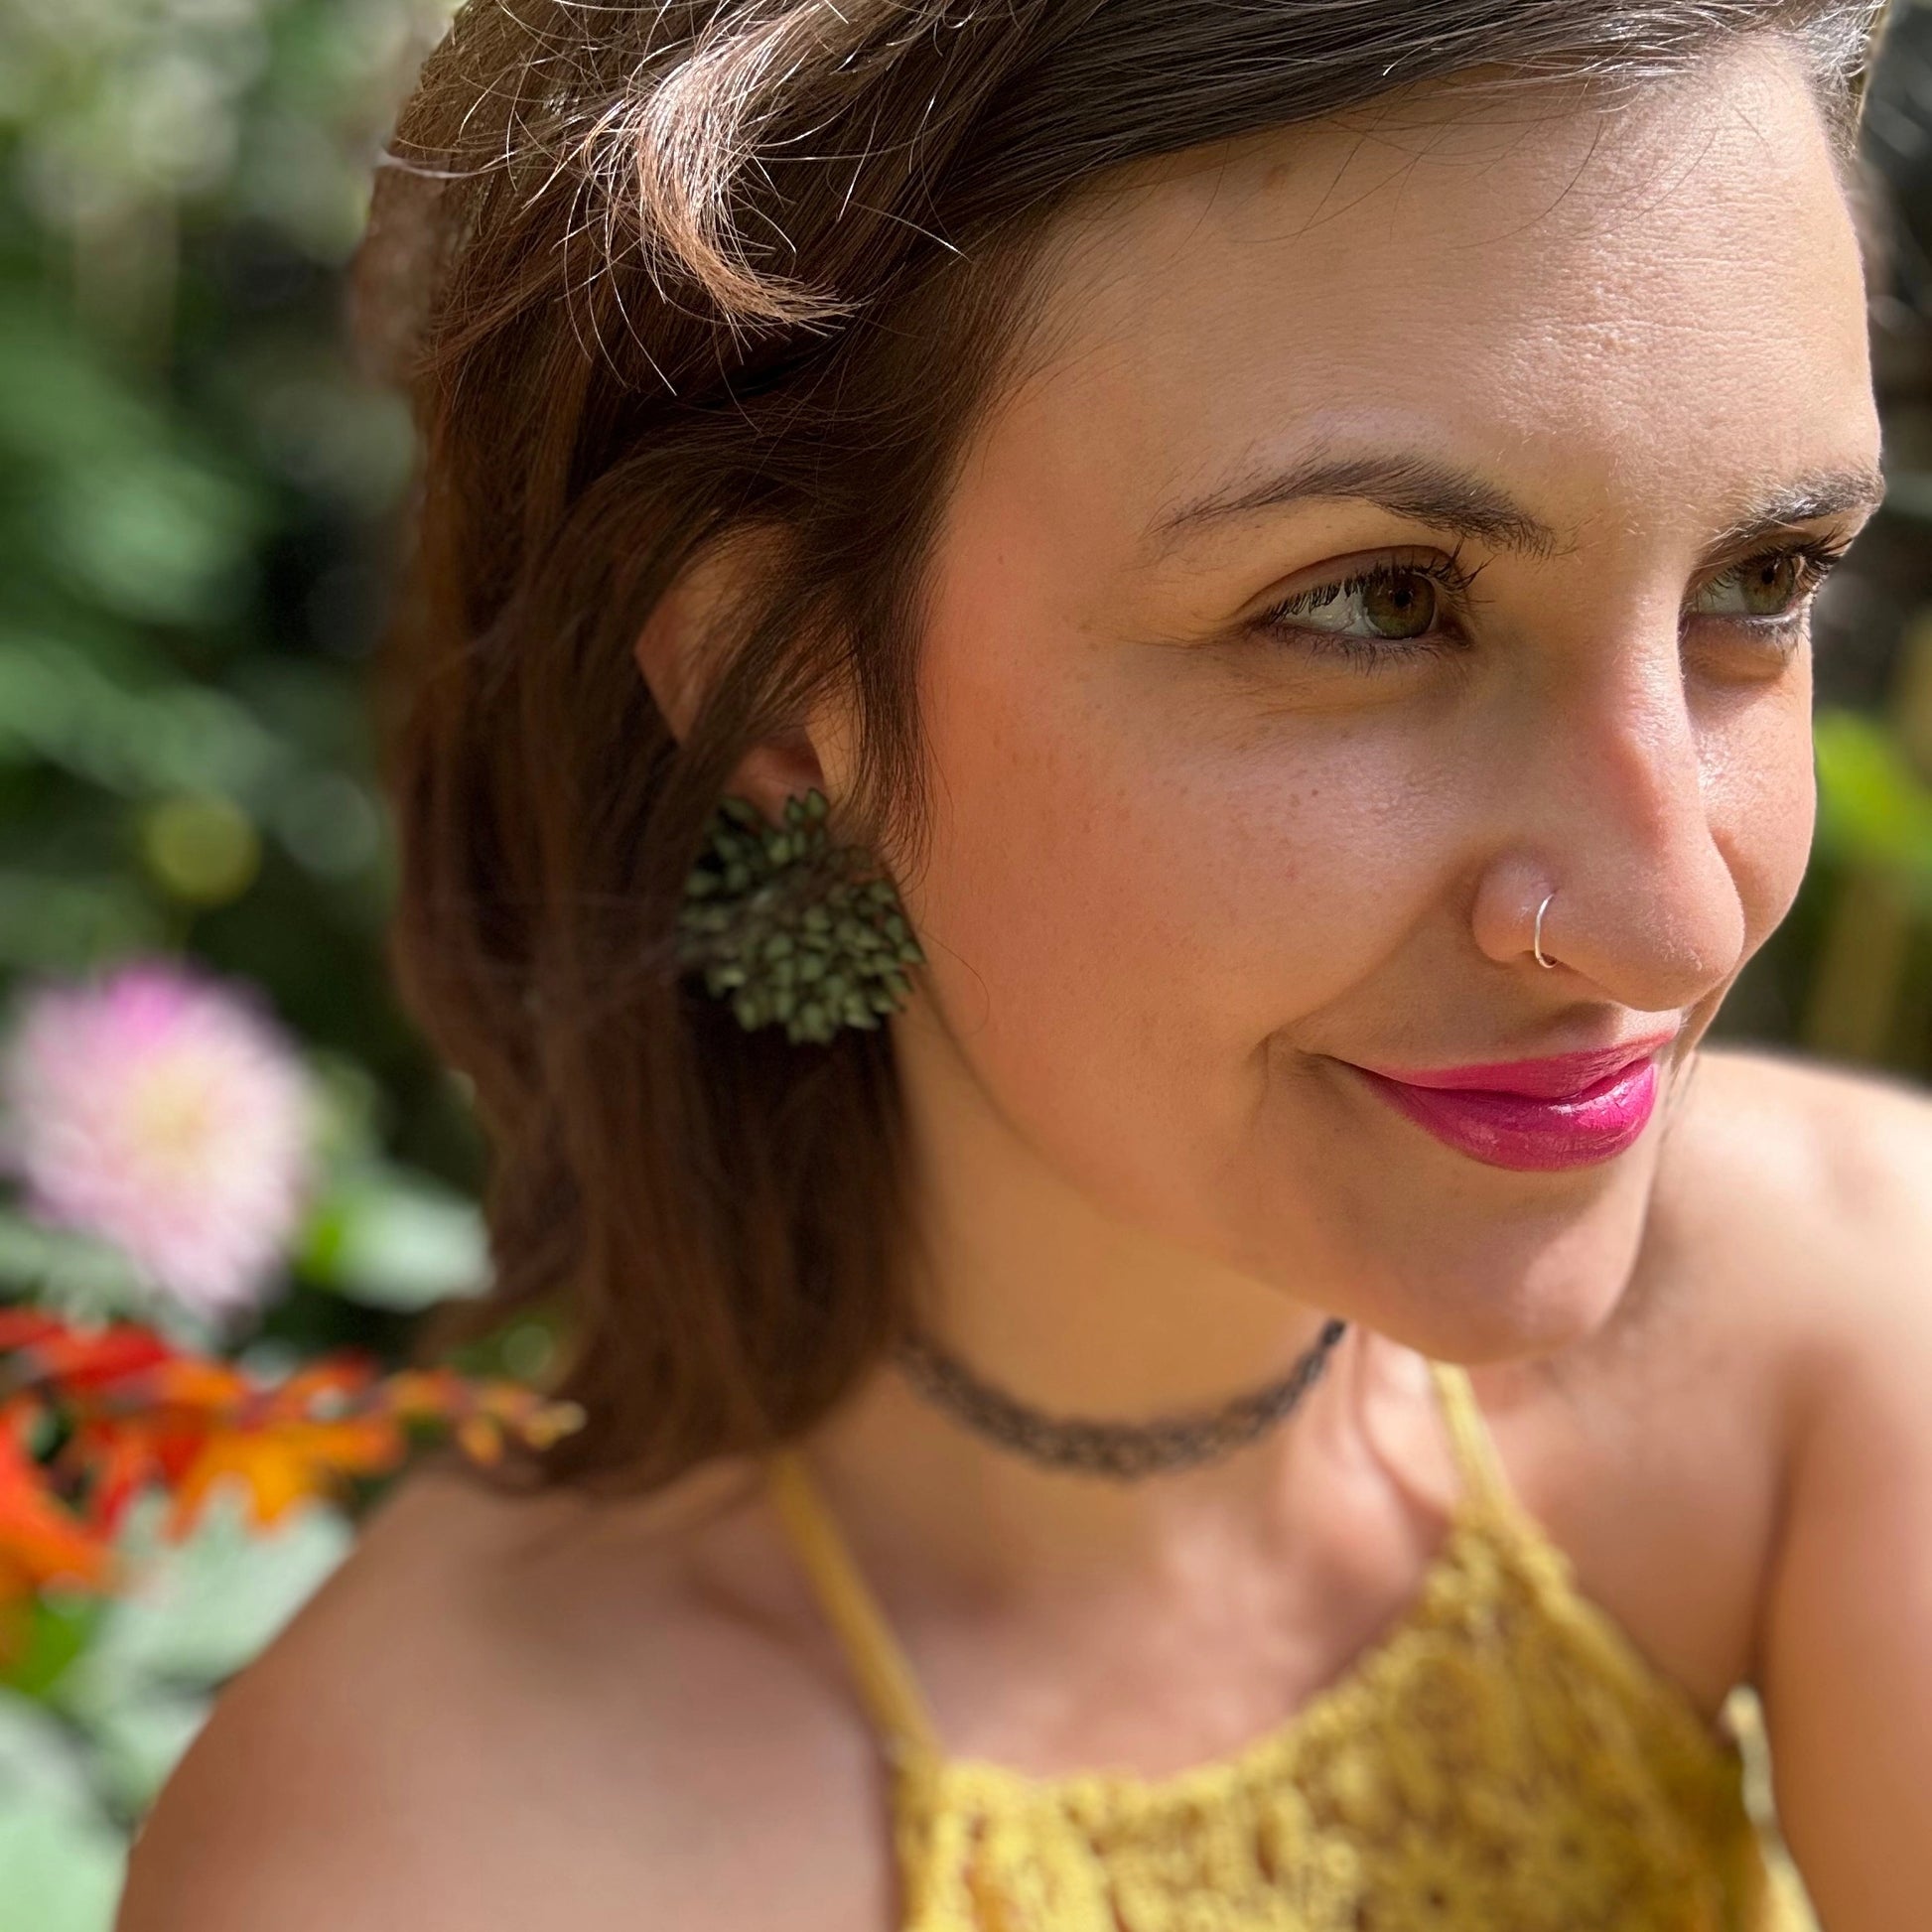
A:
0,1312,585,1587
0,1310,64,1354
384,1367,585,1464
0,1400,114,1625
65,1418,155,1538
165,1413,405,1535
382,1365,472,1422
48,1349,402,1538
0,1314,176,1393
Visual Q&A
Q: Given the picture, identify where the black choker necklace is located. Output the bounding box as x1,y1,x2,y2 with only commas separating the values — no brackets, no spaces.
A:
892,1317,1349,1480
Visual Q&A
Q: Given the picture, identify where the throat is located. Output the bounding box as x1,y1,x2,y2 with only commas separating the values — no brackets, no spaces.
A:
785,1328,1473,1783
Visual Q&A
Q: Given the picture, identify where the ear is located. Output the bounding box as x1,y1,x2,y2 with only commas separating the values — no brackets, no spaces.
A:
632,527,829,821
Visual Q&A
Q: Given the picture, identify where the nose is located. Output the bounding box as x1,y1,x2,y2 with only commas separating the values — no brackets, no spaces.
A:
1469,636,1761,1012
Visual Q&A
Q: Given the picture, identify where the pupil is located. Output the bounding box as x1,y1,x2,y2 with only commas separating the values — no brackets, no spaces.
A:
1744,555,1799,617
1364,572,1437,639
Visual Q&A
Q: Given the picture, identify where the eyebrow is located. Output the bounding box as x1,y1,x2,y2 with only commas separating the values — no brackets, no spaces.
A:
1145,451,1887,560
1147,451,1560,559
1713,466,1887,547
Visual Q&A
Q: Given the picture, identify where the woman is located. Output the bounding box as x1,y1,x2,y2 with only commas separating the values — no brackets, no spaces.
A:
119,0,1931,1927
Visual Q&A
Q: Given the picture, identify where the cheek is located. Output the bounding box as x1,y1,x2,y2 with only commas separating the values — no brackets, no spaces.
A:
1706,666,1819,943
900,614,1451,1172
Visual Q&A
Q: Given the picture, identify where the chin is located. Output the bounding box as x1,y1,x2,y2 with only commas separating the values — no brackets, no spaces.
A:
1252,1202,1643,1367
1376,1249,1638,1366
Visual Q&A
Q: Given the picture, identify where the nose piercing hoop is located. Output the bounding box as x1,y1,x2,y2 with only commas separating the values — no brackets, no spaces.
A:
1533,892,1558,970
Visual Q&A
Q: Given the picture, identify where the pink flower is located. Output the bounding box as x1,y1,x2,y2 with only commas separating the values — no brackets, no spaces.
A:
0,961,318,1317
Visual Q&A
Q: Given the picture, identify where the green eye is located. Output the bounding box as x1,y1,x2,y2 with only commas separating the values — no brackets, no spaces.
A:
1276,566,1445,641
1360,571,1440,639
1692,550,1814,621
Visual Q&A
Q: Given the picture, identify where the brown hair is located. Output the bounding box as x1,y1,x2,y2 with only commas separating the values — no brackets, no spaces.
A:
361,0,1885,1490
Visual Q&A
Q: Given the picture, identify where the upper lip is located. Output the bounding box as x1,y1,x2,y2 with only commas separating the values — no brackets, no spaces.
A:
1347,1032,1680,1100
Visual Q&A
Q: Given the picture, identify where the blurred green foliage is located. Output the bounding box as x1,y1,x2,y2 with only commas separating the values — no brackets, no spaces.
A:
0,4,484,1921
0,0,484,1321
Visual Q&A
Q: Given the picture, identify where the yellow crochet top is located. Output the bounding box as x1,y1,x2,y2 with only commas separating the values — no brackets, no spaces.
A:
765,1356,1815,1932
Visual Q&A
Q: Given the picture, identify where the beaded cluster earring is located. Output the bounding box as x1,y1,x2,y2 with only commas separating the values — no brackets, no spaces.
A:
674,790,924,1044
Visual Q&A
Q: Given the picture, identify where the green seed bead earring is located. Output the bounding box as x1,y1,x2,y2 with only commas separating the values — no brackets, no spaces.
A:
674,789,925,1045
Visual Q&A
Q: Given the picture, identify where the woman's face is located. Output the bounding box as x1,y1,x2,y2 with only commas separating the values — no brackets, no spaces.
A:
883,39,1882,1359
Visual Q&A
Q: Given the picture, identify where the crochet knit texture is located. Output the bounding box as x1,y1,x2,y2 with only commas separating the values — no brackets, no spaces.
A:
765,1358,1814,1932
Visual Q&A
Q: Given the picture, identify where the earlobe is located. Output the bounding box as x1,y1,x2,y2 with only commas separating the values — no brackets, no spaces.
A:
731,734,831,822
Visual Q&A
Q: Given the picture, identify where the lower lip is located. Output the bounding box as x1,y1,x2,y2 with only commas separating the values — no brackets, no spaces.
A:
1342,1057,1660,1172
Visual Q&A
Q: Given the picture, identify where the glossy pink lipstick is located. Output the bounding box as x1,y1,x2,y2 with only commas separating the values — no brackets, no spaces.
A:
1340,1036,1674,1172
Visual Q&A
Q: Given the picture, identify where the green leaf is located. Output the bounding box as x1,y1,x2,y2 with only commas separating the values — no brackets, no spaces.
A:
0,869,161,974
0,634,290,801
107,1496,347,1678
1813,707,1932,897
297,1166,488,1311
55,1496,349,1793
0,1210,149,1323
0,1695,124,1932
45,459,256,626
0,1597,106,1704
72,1688,208,1830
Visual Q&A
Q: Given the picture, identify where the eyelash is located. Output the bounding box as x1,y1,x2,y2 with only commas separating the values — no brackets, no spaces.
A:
1255,550,1477,669
1252,538,1851,669
1695,540,1847,624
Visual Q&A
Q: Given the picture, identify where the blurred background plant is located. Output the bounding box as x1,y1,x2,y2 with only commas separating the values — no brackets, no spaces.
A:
0,0,1927,1925
0,1,558,1923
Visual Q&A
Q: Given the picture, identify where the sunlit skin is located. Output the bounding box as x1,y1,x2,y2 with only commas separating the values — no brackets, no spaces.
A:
117,38,1932,1932
782,20,1892,1795
872,53,1876,1385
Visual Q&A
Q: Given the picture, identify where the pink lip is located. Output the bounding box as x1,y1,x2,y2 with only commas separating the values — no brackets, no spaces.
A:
1340,1035,1676,1172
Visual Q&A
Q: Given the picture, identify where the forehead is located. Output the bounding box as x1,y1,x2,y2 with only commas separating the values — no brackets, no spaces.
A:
965,38,1875,550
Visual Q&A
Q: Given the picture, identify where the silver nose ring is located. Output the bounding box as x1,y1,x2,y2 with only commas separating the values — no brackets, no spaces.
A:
1533,892,1558,970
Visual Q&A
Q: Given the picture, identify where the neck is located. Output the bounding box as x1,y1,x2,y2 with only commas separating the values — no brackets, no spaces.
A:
809,1027,1386,1591
891,1315,1345,1481
814,1304,1365,1597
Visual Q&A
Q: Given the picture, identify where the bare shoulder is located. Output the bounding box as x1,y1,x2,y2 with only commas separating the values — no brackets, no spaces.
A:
1642,1036,1932,1517
1657,1039,1932,1356
1663,1046,1932,1925
1548,1038,1932,1444
116,1452,889,1932
1468,1040,1932,1719
1680,1037,1931,1197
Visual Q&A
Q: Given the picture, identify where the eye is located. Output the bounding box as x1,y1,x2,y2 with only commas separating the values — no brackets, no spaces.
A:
1688,543,1843,625
1256,558,1468,660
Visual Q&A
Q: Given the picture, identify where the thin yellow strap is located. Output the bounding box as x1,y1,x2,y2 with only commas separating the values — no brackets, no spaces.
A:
1426,1357,1519,1519
764,1449,943,1765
